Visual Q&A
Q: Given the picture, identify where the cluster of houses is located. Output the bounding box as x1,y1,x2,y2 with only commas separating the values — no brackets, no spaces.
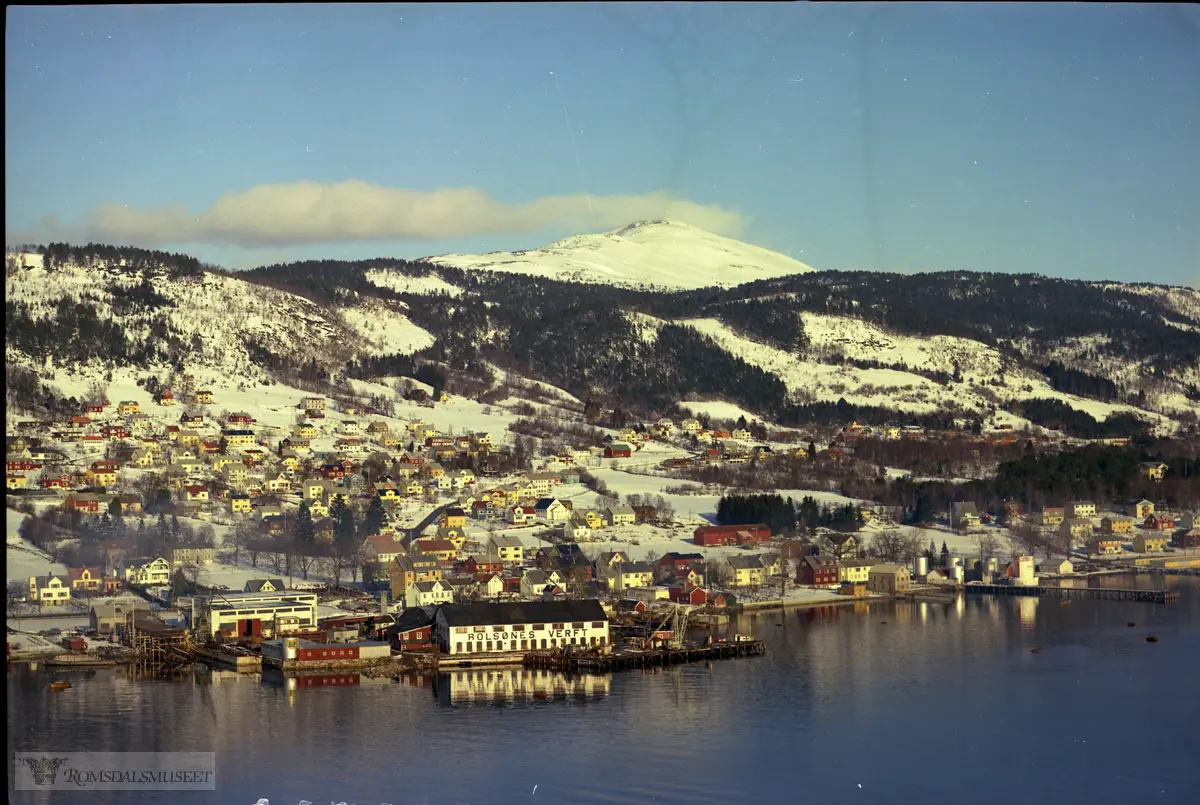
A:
1022,499,1199,555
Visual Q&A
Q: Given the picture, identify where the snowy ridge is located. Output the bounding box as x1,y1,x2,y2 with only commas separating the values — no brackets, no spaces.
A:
424,220,815,290
6,258,433,384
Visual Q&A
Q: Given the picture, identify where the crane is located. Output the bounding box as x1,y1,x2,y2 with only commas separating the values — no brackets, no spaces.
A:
649,603,689,650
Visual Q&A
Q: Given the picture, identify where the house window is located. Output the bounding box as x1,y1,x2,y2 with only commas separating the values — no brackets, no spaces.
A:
541,638,547,650
572,622,584,629
521,639,528,650
465,642,472,653
591,621,605,628
486,641,493,651
531,624,544,630
600,637,606,647
552,623,564,630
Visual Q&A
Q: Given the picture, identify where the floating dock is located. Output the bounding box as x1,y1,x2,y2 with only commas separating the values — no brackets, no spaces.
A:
965,583,1179,603
524,641,766,673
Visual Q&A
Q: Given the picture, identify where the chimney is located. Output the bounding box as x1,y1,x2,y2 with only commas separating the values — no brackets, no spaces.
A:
380,590,389,616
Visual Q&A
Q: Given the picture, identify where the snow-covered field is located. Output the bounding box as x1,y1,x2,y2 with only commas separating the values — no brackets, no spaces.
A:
426,220,815,290
7,508,69,580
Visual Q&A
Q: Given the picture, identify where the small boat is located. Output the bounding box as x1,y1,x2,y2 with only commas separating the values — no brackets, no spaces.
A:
50,681,72,692
1145,636,1159,643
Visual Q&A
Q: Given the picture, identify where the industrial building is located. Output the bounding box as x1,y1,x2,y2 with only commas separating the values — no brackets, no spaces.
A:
433,601,610,658
194,590,319,639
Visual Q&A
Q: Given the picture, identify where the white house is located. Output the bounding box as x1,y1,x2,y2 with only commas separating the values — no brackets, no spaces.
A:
533,498,570,523
605,504,636,527
405,580,454,609
124,557,172,587
507,506,535,526
28,575,71,605
476,573,504,599
520,569,561,599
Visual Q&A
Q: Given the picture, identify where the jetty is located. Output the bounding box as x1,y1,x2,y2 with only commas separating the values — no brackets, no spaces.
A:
196,645,262,672
965,584,1179,604
524,640,766,673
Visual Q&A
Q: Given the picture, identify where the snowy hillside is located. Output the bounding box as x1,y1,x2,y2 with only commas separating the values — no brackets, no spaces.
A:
642,315,1177,432
5,256,431,384
424,220,815,290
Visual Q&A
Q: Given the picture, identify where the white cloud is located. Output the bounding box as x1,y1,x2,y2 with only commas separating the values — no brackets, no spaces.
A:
26,181,744,248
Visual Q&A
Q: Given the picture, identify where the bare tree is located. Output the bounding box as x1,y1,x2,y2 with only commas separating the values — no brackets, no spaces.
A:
8,581,30,616
976,532,1002,569
1007,520,1045,559
869,529,922,563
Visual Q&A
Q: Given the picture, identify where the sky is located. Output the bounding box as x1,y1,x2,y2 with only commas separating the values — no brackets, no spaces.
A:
5,3,1198,286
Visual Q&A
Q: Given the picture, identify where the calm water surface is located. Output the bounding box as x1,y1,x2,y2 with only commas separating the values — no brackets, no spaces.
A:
9,575,1199,805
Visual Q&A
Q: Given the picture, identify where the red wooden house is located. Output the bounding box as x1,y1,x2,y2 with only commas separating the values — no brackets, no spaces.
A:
668,585,707,606
796,555,840,587
464,556,503,575
41,474,73,490
1145,514,1175,531
693,524,771,547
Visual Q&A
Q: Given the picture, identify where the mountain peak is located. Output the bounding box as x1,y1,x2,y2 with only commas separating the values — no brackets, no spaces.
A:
427,222,814,290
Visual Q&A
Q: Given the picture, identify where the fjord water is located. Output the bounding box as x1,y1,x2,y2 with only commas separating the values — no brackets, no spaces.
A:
9,577,1198,805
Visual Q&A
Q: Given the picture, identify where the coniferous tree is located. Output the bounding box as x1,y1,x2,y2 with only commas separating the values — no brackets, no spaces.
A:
940,541,951,568
363,495,386,536
295,501,315,545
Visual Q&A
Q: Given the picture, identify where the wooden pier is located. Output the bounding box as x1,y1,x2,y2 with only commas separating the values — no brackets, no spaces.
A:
965,584,1179,604
524,641,766,673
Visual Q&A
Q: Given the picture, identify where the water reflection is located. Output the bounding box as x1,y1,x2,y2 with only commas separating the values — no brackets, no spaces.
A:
431,667,611,706
1017,596,1039,631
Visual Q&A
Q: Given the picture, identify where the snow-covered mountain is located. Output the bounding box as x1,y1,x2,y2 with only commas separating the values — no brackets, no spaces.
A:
5,231,1197,438
423,220,815,290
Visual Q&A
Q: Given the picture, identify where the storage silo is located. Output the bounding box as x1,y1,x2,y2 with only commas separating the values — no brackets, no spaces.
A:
950,565,965,583
914,556,929,577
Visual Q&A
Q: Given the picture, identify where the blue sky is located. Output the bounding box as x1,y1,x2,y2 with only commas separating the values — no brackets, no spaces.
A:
5,3,1198,285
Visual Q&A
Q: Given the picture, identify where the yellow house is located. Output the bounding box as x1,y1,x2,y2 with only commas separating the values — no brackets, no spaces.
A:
441,508,467,528
223,430,256,447
85,468,117,487
294,423,317,439
413,538,457,563
427,465,445,479
726,556,766,587
404,481,423,496
194,390,214,404
119,400,141,415
7,474,29,490
1138,462,1168,481
279,455,300,470
229,495,252,514
584,510,605,529
177,431,202,448
130,450,156,468
308,498,330,519
838,559,874,584
1101,517,1134,535
303,481,326,500
1132,535,1168,554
